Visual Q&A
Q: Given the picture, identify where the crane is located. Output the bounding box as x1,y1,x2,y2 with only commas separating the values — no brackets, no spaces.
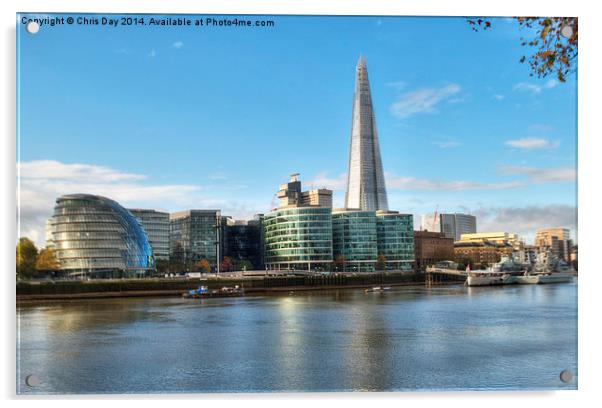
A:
432,204,439,232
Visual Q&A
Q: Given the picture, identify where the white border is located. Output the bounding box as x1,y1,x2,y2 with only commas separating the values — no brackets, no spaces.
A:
3,0,601,406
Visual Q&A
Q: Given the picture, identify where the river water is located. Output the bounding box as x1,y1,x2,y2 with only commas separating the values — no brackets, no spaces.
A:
17,282,578,394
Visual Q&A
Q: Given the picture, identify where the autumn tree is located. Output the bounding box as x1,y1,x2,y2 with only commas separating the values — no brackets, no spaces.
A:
35,247,60,272
16,237,38,280
220,256,233,272
467,17,577,82
195,259,211,273
375,253,387,271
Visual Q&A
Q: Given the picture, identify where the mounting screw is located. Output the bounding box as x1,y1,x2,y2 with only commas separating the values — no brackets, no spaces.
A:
559,369,573,383
25,374,41,387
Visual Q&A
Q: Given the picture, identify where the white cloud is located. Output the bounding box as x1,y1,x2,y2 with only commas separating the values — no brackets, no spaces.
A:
307,172,347,191
432,140,461,149
17,160,266,247
173,41,184,49
513,79,558,94
148,49,157,58
505,137,560,150
385,174,524,191
499,166,576,183
473,204,577,244
492,94,505,100
389,83,461,119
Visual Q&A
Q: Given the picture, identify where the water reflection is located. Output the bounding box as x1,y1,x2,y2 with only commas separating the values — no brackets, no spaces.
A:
17,283,578,394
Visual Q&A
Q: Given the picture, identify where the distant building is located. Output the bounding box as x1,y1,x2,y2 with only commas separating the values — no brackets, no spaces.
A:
222,215,265,270
48,194,154,278
170,210,220,270
454,241,501,268
420,213,441,233
535,228,571,261
413,231,454,271
332,209,378,272
440,213,476,241
265,175,333,271
128,209,170,261
459,232,521,250
375,211,414,271
45,218,55,249
301,189,333,208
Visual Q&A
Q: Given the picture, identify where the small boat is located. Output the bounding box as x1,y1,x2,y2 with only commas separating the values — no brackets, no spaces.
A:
182,285,244,298
365,286,391,293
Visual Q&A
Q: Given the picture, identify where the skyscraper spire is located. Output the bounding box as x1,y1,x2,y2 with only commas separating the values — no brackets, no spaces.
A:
344,56,389,211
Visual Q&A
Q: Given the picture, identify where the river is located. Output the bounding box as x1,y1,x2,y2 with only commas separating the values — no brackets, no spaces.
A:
17,282,578,394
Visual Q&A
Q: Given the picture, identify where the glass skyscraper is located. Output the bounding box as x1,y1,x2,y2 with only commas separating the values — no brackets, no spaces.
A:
344,56,389,211
169,210,220,269
128,209,170,260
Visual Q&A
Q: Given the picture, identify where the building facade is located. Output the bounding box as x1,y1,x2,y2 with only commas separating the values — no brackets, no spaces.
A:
459,232,521,249
534,228,571,261
344,56,388,211
413,231,454,271
222,215,265,270
375,211,414,271
48,194,154,278
169,210,220,270
128,209,170,260
440,213,477,241
332,209,378,272
454,241,501,268
264,206,333,271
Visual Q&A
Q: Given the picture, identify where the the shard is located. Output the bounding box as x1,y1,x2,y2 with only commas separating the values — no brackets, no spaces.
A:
344,56,389,211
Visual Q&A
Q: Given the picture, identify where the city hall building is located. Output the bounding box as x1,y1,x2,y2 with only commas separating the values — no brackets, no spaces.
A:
47,194,154,278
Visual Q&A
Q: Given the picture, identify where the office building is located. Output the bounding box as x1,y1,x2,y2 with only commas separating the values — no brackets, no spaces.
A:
459,232,521,249
265,175,333,271
222,215,265,270
332,209,378,272
534,228,571,261
413,231,454,271
170,210,220,270
344,56,388,211
440,213,477,241
375,211,414,271
48,194,154,278
453,240,501,269
128,209,170,260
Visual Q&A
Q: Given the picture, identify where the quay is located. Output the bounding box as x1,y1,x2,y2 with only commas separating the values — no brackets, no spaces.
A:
16,271,451,303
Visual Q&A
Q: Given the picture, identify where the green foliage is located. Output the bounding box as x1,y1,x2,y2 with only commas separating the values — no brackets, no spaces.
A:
16,237,39,280
238,259,253,271
467,17,577,82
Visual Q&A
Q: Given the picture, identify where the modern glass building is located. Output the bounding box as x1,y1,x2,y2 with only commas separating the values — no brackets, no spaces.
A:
128,209,170,260
169,210,220,270
49,194,154,278
344,56,389,211
264,206,332,271
222,215,265,270
440,213,477,241
376,211,415,271
332,209,377,272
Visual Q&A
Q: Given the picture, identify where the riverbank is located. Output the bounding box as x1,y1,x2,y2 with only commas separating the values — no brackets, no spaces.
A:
16,272,465,303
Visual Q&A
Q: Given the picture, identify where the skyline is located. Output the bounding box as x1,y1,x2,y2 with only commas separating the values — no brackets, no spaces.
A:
17,14,577,246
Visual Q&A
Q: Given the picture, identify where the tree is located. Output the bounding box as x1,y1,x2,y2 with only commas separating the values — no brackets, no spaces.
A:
195,259,211,273
467,17,577,82
375,253,387,271
220,256,233,272
36,247,60,272
333,255,347,272
16,237,38,280
238,259,253,271
155,259,170,274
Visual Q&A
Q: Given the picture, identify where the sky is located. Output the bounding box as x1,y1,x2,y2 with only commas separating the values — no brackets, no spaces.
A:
17,14,577,246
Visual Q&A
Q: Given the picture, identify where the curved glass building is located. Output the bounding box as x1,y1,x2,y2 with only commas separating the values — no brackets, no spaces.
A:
264,206,332,271
49,194,154,278
332,209,377,272
375,211,415,271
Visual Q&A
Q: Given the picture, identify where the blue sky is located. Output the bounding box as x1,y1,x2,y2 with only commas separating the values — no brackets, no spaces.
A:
17,14,577,245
